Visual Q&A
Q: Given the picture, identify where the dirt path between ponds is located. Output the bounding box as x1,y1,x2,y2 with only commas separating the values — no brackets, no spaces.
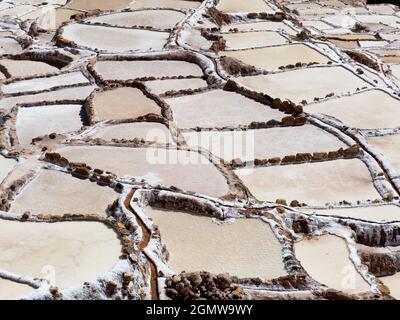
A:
124,189,159,300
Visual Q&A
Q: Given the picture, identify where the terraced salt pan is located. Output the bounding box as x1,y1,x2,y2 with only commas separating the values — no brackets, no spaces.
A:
0,156,17,184
221,21,297,35
221,44,331,70
323,15,358,28
0,5,35,17
56,146,230,197
19,5,59,21
295,235,370,294
306,90,400,129
87,10,185,30
0,2,12,11
290,6,338,16
183,125,346,162
0,85,96,111
10,169,118,217
91,87,162,122
146,207,287,279
1,72,89,95
0,59,58,78
181,29,212,51
36,8,82,30
61,24,169,52
16,104,83,145
0,219,121,289
166,90,284,129
129,0,200,9
0,38,22,55
65,0,131,10
355,14,400,27
303,20,334,32
217,0,276,13
368,4,395,15
222,31,287,50
237,66,370,104
380,273,400,299
235,159,380,205
367,134,400,174
94,60,203,80
144,78,207,95
330,39,359,49
93,122,174,143
0,278,33,300
390,64,400,80
305,205,400,222
0,31,12,37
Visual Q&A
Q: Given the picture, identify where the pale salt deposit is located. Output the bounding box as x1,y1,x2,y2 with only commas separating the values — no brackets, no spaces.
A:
0,278,34,300
380,273,400,300
93,60,203,80
221,44,331,70
222,31,288,50
10,169,118,216
146,207,287,279
166,90,284,129
0,219,121,289
91,87,162,121
0,59,58,78
0,156,17,184
61,24,169,52
65,0,132,11
217,0,276,14
221,21,297,35
306,90,400,129
92,122,174,143
56,146,230,197
16,104,83,145
87,10,186,30
0,85,97,112
367,134,400,174
294,234,370,294
305,205,400,222
237,66,370,104
144,78,207,95
2,72,89,95
129,0,200,10
235,159,380,205
183,125,346,162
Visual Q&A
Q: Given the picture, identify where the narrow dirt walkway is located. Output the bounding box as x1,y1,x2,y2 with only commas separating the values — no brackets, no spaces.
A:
124,189,159,300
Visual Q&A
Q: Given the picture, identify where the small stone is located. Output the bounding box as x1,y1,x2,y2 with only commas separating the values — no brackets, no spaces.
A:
277,207,286,214
276,199,287,206
49,285,58,295
106,281,118,294
22,211,30,220
290,200,301,207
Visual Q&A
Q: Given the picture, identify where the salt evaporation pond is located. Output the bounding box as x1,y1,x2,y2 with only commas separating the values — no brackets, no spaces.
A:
91,87,162,122
235,159,380,205
166,90,284,129
10,169,118,217
295,234,370,294
0,219,121,289
237,66,370,104
61,24,169,52
56,146,230,197
146,207,287,279
16,104,83,145
183,125,346,162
